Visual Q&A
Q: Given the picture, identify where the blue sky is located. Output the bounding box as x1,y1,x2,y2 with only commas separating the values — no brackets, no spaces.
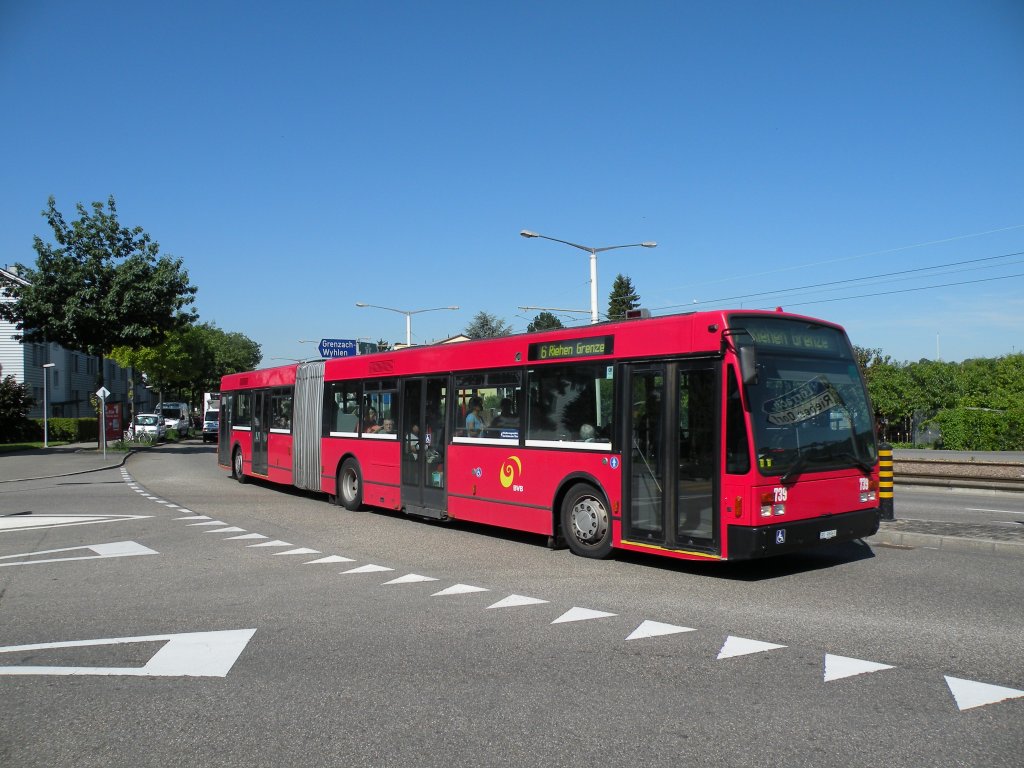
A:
2,1,1022,364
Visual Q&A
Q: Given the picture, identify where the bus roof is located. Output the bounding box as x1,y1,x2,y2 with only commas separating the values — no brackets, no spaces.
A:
219,309,847,389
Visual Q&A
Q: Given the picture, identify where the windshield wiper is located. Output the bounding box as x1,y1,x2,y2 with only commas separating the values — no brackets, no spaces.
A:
780,452,810,484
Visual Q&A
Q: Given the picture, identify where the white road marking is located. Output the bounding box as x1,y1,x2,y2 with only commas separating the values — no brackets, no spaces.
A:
487,594,549,609
304,555,355,564
187,521,226,526
717,636,786,659
0,541,158,567
431,584,489,596
246,540,292,548
273,548,320,556
551,607,617,624
225,533,268,540
204,527,246,533
0,628,256,678
626,620,696,640
341,564,394,574
0,514,151,533
945,676,1024,710
824,654,894,681
383,574,439,584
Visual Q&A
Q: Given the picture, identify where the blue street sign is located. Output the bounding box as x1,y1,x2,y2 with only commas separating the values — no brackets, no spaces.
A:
318,338,357,358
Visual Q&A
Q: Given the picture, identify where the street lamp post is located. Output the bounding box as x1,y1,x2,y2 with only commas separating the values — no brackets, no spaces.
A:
42,363,56,448
355,303,459,346
520,230,657,324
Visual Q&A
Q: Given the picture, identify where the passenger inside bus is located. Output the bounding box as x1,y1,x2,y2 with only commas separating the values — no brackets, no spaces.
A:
406,423,420,459
465,397,485,437
363,407,381,433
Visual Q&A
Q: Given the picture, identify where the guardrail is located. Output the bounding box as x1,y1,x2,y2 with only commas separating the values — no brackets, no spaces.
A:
894,457,1024,492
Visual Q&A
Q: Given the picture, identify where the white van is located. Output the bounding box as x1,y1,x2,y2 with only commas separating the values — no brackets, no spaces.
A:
158,402,191,438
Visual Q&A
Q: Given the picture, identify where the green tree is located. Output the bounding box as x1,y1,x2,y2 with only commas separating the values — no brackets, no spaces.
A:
527,311,565,333
0,375,36,441
607,273,640,321
111,322,261,407
0,196,197,388
376,338,392,352
465,311,511,339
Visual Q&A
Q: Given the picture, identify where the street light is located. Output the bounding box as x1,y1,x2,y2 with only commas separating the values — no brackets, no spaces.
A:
355,303,460,346
520,230,657,324
42,363,56,448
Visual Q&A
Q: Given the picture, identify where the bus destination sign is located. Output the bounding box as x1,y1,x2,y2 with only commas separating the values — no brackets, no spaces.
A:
528,335,614,362
736,319,840,355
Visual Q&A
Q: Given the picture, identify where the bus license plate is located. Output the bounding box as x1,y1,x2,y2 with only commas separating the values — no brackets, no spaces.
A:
819,529,837,540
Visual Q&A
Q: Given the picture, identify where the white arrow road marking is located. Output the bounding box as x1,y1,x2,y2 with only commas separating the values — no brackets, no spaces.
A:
225,533,268,540
487,595,549,609
431,584,489,596
187,521,227,526
824,654,894,682
246,540,292,548
626,620,696,640
0,514,152,533
945,676,1024,711
341,564,394,574
382,574,439,584
0,628,256,678
175,515,211,521
0,541,158,567
303,555,354,564
273,548,320,556
204,527,246,533
717,636,787,659
551,607,617,624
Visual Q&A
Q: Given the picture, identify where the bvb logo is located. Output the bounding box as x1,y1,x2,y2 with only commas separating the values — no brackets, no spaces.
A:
499,456,522,489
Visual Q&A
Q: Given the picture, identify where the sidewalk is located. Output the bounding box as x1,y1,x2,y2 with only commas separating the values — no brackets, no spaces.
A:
868,518,1024,558
0,442,131,483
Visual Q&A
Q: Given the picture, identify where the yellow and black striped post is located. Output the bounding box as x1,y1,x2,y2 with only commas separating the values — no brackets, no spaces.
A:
878,442,894,520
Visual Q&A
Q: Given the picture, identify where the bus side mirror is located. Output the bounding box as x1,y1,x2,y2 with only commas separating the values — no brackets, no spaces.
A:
738,346,758,386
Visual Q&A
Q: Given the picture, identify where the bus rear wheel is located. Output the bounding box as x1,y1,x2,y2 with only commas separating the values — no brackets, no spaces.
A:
337,458,362,511
232,447,247,484
561,484,612,559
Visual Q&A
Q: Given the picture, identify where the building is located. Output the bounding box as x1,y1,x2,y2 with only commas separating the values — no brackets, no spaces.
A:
1,265,155,420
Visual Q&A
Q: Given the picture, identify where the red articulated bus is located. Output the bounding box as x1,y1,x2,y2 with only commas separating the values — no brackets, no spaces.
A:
218,309,880,561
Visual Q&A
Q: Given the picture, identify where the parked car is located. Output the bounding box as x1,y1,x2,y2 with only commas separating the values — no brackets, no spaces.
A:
158,402,191,437
202,409,220,443
131,413,166,441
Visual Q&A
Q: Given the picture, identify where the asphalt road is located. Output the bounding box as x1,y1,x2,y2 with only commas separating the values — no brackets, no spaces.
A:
1,444,1022,767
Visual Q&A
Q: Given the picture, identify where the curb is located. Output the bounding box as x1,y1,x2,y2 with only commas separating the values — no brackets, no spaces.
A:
868,528,1024,558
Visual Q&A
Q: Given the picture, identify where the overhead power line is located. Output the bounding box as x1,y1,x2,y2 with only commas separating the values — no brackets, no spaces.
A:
655,249,1024,312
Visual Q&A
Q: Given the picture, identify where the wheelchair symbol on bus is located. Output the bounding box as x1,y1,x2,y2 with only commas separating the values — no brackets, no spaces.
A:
775,529,786,545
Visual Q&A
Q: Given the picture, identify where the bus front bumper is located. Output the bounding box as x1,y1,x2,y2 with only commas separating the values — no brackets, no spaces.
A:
727,508,881,560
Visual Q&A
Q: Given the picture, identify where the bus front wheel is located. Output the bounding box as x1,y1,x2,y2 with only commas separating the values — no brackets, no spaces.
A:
561,484,612,559
232,447,247,484
337,459,363,511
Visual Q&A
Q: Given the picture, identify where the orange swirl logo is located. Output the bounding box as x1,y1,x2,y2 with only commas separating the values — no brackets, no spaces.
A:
499,455,522,488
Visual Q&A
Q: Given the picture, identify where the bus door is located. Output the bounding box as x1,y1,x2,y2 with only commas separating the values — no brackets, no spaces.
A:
252,389,271,476
625,361,719,553
218,393,233,466
400,376,448,519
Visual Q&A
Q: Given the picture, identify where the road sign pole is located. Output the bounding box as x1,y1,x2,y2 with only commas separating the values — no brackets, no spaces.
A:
96,386,112,460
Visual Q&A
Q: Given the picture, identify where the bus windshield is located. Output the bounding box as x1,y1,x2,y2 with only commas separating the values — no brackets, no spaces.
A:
731,316,876,478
